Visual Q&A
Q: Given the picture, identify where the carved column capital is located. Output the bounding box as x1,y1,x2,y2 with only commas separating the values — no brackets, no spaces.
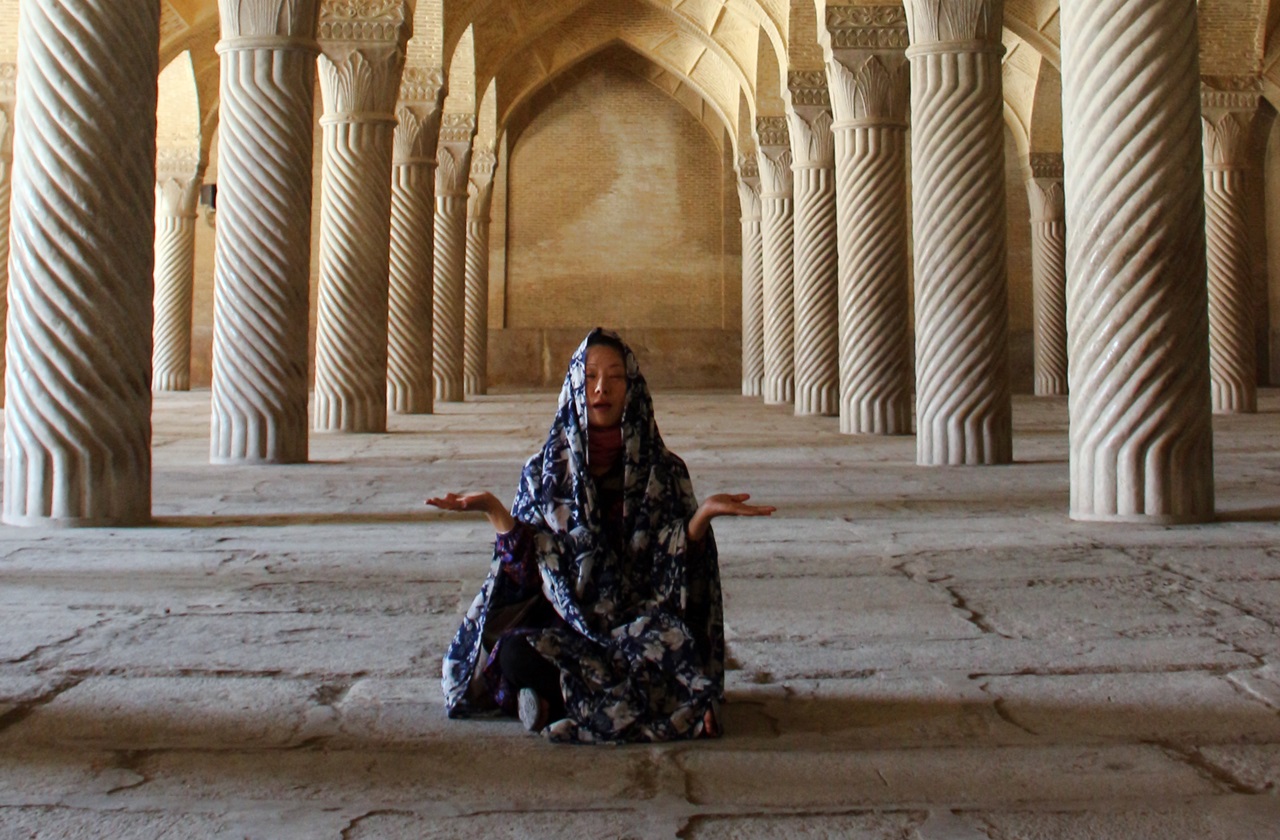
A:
468,145,497,220
827,51,909,127
218,0,321,48
156,147,204,217
756,117,792,196
317,2,408,121
1026,177,1065,224
394,66,446,164
787,72,834,168
1201,81,1262,170
903,0,1004,52
437,113,477,197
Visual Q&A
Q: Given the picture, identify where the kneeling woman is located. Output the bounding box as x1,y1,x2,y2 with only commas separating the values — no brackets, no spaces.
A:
430,329,773,743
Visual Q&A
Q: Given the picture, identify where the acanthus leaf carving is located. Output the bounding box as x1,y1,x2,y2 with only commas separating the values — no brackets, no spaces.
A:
319,47,404,117
1026,178,1065,223
787,108,835,168
827,53,909,125
219,0,322,40
394,101,443,163
736,177,762,220
757,147,794,196
1202,112,1253,168
436,145,472,196
468,147,496,220
903,0,1002,47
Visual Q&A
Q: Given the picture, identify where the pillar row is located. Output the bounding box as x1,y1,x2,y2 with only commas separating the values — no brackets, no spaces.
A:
1202,86,1261,414
1061,0,1214,522
825,6,912,435
736,156,765,398
388,67,445,415
313,9,409,434
757,117,795,406
1025,153,1067,397
0,63,16,409
153,148,204,392
464,145,496,397
433,114,476,404
5,0,157,525
211,0,320,464
904,0,1013,466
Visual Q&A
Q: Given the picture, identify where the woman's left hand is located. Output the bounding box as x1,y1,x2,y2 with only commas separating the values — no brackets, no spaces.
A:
688,493,775,542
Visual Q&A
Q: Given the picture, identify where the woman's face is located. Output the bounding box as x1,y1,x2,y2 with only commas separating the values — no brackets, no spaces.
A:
584,345,627,428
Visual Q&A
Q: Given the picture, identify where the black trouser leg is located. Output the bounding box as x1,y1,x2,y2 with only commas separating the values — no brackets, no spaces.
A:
498,634,566,720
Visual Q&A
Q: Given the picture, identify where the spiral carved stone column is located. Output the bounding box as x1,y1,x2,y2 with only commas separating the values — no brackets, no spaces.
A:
1061,0,1214,522
1202,87,1260,414
388,68,445,414
211,0,320,464
1025,154,1068,397
0,64,16,408
433,114,476,403
152,149,204,392
757,117,795,405
313,9,409,433
787,75,839,417
737,157,765,398
825,7,912,435
4,0,157,526
904,0,1012,466
464,146,496,397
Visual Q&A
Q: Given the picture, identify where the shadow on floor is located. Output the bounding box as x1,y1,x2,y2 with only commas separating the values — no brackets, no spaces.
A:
152,511,444,528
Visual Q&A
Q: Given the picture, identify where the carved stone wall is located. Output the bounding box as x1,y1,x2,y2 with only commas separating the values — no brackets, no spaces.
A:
787,73,839,416
5,1,158,525
826,6,912,435
388,66,445,414
210,0,321,464
312,2,409,432
1025,153,1067,397
1061,0,1214,522
433,113,476,403
153,147,204,392
905,0,1013,465
758,116,795,405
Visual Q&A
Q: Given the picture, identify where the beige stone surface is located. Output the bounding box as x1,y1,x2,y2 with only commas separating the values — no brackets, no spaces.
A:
1,388,1278,837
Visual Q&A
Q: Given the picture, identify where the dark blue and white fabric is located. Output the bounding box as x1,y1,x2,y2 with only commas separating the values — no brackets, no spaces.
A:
441,328,724,743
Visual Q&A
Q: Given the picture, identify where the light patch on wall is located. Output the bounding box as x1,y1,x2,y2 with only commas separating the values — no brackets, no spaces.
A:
505,60,727,332
157,50,200,151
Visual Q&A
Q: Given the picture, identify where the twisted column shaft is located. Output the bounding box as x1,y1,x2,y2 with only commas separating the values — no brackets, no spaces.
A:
387,69,444,415
825,28,912,436
210,0,320,464
758,118,795,405
905,0,1012,465
737,163,765,398
1061,0,1214,522
788,90,839,417
5,0,157,525
433,119,475,404
152,152,203,392
1202,92,1260,414
0,64,15,409
313,42,406,433
1026,158,1068,397
464,148,496,397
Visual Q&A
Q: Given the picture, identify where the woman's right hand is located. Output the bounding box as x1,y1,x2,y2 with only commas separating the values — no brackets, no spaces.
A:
425,492,516,534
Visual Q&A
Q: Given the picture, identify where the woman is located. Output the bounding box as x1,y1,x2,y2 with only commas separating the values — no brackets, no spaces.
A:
430,329,773,743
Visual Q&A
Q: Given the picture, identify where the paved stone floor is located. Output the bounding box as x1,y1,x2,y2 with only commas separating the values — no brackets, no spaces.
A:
1,389,1279,839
